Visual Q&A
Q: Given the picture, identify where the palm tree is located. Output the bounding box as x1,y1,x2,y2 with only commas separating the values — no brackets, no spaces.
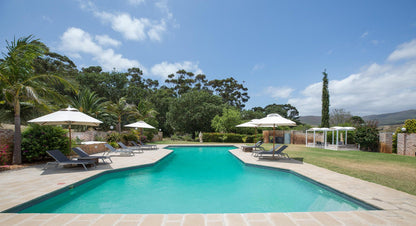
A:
0,35,73,164
71,89,105,118
134,100,158,121
104,97,136,133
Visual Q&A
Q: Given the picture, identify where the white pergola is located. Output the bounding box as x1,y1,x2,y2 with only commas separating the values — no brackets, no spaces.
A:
306,126,356,150
330,126,356,149
306,128,331,148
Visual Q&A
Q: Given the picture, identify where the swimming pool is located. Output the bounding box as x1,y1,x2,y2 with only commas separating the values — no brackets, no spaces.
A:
15,146,377,213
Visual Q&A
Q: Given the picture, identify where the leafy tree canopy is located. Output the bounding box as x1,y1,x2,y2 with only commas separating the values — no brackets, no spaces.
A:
166,90,223,137
211,107,242,133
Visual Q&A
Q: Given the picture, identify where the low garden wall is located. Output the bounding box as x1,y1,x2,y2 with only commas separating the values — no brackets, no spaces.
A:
76,142,107,155
379,132,393,153
0,129,13,165
397,133,416,157
72,130,108,142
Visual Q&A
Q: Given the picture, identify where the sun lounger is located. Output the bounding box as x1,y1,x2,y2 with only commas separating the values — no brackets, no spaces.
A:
104,143,134,156
44,149,96,171
241,141,265,153
130,141,157,150
72,147,112,163
256,145,289,159
117,142,143,153
253,144,280,157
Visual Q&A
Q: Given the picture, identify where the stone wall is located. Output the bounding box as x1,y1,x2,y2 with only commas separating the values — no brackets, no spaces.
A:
379,132,393,153
0,129,14,165
72,130,108,142
75,142,107,155
397,133,416,157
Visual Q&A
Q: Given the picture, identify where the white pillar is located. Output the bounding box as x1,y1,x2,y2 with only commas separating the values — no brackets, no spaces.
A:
305,130,308,146
345,130,348,144
336,130,339,150
313,130,316,147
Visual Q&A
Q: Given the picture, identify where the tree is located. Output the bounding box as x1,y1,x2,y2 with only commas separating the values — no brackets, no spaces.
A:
243,104,300,123
211,107,242,133
321,70,330,128
354,121,379,152
207,77,249,109
104,97,136,133
0,35,73,164
350,116,365,126
330,108,352,126
165,69,198,96
148,87,175,136
166,90,223,137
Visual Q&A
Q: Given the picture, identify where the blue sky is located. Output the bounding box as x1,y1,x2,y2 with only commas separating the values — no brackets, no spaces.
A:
1,0,416,116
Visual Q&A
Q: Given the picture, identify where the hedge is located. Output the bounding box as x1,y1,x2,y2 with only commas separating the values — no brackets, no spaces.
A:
202,133,262,143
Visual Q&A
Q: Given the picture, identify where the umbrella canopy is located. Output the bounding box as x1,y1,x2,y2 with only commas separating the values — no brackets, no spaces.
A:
254,113,296,157
236,119,260,142
236,119,259,128
28,107,102,126
28,106,102,151
125,121,156,129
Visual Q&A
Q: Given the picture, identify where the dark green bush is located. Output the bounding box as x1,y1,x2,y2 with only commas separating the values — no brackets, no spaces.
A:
354,126,379,152
122,131,139,143
106,132,123,143
22,124,69,162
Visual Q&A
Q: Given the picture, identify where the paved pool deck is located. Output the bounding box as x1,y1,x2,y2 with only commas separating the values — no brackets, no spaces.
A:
0,144,415,225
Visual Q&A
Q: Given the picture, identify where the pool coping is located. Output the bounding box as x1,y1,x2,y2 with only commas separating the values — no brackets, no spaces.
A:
0,144,415,225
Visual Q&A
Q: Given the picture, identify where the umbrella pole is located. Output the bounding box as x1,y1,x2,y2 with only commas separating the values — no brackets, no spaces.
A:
68,124,72,152
272,125,276,158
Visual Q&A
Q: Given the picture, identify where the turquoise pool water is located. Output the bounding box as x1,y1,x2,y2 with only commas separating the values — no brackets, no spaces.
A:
19,146,375,213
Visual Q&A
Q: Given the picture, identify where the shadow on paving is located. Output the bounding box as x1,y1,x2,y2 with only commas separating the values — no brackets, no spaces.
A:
40,164,113,175
257,157,304,164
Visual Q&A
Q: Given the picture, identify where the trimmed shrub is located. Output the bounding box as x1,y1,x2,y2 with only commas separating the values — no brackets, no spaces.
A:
22,124,69,162
354,126,379,152
202,133,260,143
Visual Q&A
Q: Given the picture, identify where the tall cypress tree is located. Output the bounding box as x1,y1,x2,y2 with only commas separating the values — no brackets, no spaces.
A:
321,70,330,127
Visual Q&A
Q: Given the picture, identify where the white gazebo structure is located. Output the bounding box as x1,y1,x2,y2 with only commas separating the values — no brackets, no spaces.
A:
328,126,356,150
306,128,331,148
306,126,357,150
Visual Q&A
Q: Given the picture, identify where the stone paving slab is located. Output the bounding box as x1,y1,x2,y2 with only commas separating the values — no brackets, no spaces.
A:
0,144,415,225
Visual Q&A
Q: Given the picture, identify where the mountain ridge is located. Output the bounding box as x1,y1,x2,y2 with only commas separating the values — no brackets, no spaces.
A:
299,109,416,126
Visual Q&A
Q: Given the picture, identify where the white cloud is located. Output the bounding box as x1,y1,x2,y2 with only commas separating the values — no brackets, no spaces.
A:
95,34,121,47
387,39,416,61
150,61,203,79
59,27,143,71
264,86,294,101
42,16,53,23
361,31,369,38
289,41,416,116
252,63,265,71
81,0,171,42
127,0,145,6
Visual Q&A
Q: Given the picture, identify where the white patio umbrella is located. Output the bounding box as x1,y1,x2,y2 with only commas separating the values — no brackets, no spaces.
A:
125,121,156,137
124,121,156,129
28,106,102,151
254,113,296,157
236,119,260,142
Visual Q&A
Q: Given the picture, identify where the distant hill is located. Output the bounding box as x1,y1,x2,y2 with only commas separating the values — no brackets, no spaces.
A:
363,109,416,125
299,109,416,126
299,116,321,126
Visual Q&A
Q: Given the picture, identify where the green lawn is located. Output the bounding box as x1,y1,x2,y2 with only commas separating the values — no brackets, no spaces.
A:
272,144,416,196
